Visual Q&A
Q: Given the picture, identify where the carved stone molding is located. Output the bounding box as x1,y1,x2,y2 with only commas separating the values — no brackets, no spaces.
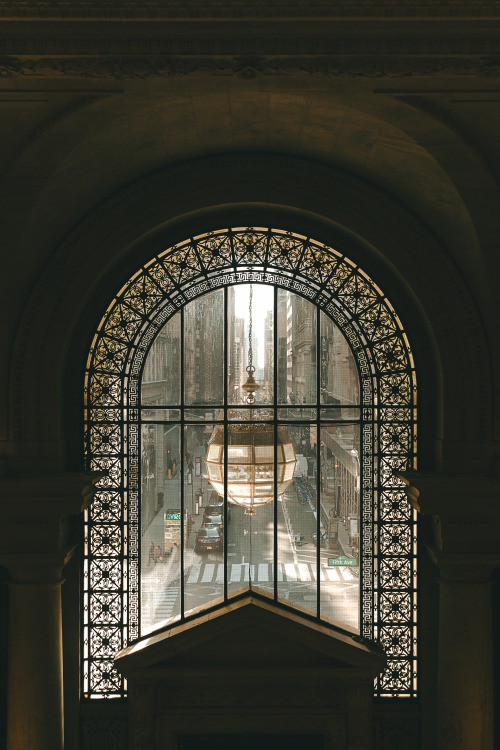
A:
2,55,500,80
2,36,500,57
1,3,500,80
1,1,500,21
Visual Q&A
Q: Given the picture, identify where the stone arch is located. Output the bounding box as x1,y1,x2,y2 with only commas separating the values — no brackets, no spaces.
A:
7,153,490,478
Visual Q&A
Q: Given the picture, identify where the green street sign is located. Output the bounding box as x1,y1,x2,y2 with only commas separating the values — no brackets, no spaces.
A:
165,510,181,521
328,555,358,567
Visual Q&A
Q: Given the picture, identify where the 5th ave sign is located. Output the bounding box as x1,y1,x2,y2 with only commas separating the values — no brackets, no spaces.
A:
328,555,358,567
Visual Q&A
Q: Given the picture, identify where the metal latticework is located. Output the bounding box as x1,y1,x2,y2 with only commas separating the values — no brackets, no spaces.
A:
83,227,417,699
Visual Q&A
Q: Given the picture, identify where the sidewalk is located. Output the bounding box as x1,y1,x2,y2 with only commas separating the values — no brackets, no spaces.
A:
336,517,354,557
318,484,354,558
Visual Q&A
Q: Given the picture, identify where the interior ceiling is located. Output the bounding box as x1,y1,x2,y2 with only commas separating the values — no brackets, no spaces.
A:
0,2,498,471
0,90,491,271
1,2,499,334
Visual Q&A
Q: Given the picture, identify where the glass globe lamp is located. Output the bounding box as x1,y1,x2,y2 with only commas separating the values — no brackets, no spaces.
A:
206,422,297,514
206,284,296,513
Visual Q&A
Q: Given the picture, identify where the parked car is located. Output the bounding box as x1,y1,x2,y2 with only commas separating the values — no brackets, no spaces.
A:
194,526,223,554
203,511,223,528
203,502,230,524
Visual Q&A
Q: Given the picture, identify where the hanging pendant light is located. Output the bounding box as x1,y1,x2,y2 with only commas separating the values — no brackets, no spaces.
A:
206,286,296,514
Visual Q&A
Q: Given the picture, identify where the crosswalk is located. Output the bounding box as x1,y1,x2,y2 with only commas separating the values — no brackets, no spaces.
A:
146,561,358,627
147,560,357,588
152,586,179,622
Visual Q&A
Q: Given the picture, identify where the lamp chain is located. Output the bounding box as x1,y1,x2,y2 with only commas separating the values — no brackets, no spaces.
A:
248,285,254,375
242,284,259,406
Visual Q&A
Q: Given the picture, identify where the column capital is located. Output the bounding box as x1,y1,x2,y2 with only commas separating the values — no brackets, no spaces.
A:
0,550,76,584
0,471,101,560
397,472,500,563
397,472,500,515
0,471,100,516
435,557,498,581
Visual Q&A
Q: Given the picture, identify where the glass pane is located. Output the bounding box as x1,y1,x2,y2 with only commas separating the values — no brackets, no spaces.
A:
140,423,181,635
228,408,273,421
141,313,181,406
277,288,317,406
227,499,275,599
141,408,181,422
184,408,221,422
278,424,317,616
277,407,317,421
184,289,224,406
320,311,360,406
320,407,360,421
255,445,273,462
184,424,224,617
319,423,360,633
227,284,274,405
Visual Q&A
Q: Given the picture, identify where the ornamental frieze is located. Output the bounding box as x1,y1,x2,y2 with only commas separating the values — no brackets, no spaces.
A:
1,55,500,79
1,2,500,20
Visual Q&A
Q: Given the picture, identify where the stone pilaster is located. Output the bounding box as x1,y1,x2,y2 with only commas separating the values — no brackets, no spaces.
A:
129,682,155,750
436,562,493,750
0,473,99,750
400,473,500,750
5,555,67,750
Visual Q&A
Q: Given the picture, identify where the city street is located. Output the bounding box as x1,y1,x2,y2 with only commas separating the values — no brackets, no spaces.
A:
141,480,359,635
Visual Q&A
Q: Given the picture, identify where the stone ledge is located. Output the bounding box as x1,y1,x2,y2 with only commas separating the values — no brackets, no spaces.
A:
1,1,500,22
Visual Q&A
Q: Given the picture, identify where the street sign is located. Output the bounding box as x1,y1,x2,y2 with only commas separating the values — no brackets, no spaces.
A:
164,510,182,550
328,555,358,566
165,510,181,521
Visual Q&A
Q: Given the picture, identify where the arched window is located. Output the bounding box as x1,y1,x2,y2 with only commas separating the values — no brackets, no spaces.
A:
84,227,417,700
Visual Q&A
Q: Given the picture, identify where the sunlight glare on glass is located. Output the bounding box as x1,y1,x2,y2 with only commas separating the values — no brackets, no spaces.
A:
234,284,273,366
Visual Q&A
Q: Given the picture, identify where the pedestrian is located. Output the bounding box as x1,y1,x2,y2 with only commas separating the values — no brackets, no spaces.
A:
154,544,163,564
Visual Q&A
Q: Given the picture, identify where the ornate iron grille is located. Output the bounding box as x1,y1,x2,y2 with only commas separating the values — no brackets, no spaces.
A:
83,227,417,699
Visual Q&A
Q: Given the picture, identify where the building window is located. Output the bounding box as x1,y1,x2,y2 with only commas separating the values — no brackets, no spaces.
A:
84,227,417,699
